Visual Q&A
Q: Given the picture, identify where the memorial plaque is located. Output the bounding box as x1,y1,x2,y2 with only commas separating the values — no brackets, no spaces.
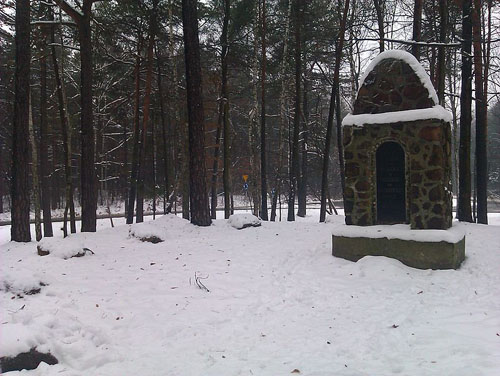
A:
376,142,406,223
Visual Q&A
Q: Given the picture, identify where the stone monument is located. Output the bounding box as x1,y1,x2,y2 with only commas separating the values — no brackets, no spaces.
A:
332,50,465,270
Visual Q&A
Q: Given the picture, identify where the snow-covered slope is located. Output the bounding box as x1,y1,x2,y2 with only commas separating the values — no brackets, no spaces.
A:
1,214,499,375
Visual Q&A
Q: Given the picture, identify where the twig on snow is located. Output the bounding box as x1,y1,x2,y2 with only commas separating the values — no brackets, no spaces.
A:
191,272,210,293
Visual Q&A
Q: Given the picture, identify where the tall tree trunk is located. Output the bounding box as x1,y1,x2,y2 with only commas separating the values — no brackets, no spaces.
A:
136,0,159,223
50,9,76,236
411,0,423,60
319,0,350,222
51,126,59,210
271,0,292,222
11,0,31,242
180,124,190,219
447,53,459,198
249,2,261,218
28,93,42,241
210,114,222,219
288,0,303,222
222,0,232,220
152,113,157,219
209,0,231,220
172,1,190,220
483,0,492,208
471,0,488,224
458,0,473,222
297,73,308,217
96,102,104,207
181,0,211,226
60,20,76,234
373,0,385,52
0,135,3,214
79,1,97,232
122,119,129,216
38,6,53,237
54,0,97,231
155,45,170,215
436,0,447,105
126,35,142,224
260,0,268,220
297,15,308,218
335,79,344,195
483,0,492,98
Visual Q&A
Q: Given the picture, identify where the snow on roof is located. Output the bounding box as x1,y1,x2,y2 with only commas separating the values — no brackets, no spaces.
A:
358,49,439,105
343,105,452,127
332,221,465,244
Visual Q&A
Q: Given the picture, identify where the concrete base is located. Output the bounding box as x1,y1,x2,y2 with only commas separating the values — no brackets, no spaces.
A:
332,234,465,270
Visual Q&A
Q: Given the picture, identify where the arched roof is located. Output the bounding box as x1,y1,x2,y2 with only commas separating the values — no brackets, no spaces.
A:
352,50,438,115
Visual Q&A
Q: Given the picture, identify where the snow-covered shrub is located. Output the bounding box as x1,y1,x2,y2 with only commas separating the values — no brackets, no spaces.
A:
228,214,261,229
129,222,165,243
36,238,92,259
0,271,46,297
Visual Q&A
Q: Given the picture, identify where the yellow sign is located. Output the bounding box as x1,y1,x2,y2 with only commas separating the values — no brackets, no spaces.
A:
242,174,249,182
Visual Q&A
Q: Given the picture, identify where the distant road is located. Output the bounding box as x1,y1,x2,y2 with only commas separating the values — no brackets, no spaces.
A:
0,202,338,226
1,199,499,226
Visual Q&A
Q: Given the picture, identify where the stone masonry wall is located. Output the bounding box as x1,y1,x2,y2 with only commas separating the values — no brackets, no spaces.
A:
353,58,435,114
343,119,452,230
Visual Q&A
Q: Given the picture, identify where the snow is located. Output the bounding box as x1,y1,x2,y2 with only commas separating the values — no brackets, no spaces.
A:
129,215,193,242
342,105,452,127
358,49,439,105
227,213,261,229
36,237,88,259
0,324,39,358
1,212,500,375
331,221,465,243
0,269,45,296
129,221,166,242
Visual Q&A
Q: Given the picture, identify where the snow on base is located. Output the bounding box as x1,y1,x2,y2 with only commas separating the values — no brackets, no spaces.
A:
342,105,452,127
332,221,465,243
228,214,262,229
36,237,88,259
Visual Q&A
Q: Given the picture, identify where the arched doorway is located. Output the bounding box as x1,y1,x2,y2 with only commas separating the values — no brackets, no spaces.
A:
376,142,406,224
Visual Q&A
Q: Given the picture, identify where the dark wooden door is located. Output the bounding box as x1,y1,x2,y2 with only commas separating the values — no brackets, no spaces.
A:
376,142,406,224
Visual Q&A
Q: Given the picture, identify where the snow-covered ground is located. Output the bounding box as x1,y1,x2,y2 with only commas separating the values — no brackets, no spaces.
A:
1,212,500,375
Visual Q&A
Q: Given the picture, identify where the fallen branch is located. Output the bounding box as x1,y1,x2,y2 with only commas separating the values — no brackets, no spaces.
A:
191,272,210,293
83,248,95,255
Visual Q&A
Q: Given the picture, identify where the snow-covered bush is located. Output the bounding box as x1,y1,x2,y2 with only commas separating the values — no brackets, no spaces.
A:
228,214,261,229
129,222,165,243
0,270,46,297
36,238,92,259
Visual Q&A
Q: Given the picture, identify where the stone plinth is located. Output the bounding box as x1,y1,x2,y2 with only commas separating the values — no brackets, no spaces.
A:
331,223,465,270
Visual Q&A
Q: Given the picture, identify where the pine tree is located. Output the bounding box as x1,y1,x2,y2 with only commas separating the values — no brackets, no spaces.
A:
182,0,211,226
11,0,31,242
458,0,473,222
